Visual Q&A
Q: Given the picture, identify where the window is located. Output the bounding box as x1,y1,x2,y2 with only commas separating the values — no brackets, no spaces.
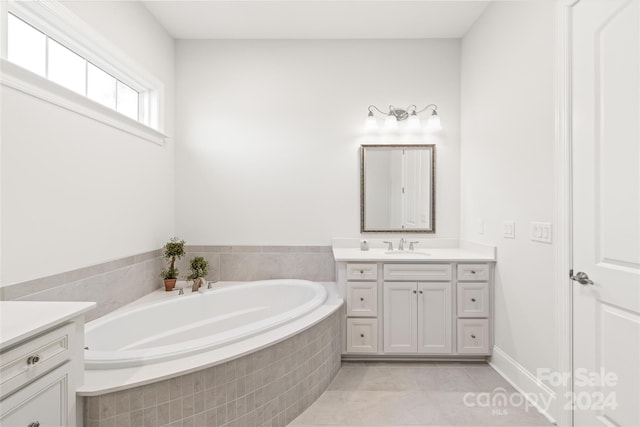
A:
2,2,164,143
7,12,46,77
8,13,141,123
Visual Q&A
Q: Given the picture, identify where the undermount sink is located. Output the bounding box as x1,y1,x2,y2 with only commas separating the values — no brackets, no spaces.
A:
384,251,431,256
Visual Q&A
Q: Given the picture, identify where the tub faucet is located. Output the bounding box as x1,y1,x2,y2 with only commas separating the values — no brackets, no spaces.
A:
399,237,407,251
192,277,206,292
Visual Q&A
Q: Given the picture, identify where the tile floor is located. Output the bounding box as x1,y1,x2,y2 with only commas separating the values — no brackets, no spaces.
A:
290,362,553,427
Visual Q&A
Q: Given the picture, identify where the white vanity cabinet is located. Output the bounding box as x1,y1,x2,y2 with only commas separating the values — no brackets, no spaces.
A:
383,264,452,354
334,241,495,360
0,302,94,427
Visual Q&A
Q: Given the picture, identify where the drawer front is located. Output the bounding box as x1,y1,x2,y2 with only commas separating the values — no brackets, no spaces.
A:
1,322,75,399
457,282,489,318
346,263,378,281
457,319,490,354
384,264,452,281
0,362,69,426
346,318,378,353
346,282,378,317
456,264,489,281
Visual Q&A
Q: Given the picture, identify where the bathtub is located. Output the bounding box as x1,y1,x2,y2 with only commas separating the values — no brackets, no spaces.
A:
84,279,328,370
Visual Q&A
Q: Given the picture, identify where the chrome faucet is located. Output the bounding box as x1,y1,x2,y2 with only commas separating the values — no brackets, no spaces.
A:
399,238,407,251
192,277,206,292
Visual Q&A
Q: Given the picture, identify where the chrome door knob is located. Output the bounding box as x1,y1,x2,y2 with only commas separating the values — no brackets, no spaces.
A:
571,271,594,285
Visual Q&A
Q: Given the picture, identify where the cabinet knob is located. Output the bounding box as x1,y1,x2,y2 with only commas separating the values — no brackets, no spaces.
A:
360,334,364,338
413,290,417,294
360,270,364,274
26,355,40,365
471,334,476,339
419,290,423,294
471,270,476,274
360,297,364,302
28,422,40,427
471,298,476,302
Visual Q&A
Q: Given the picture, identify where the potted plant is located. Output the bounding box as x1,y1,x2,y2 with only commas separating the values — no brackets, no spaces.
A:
188,256,209,291
160,237,185,291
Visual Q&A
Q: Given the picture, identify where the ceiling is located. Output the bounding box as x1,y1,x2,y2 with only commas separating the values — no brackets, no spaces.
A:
142,1,491,39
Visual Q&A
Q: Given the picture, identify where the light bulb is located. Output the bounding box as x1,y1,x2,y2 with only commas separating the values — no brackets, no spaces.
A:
364,112,378,132
407,112,421,132
384,114,398,131
426,110,441,131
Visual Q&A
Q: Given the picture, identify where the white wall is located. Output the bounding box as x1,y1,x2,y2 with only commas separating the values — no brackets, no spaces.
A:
175,39,460,245
1,1,175,286
461,0,557,418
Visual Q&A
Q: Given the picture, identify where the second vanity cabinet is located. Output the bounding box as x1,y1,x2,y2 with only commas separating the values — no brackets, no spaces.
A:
335,245,495,360
0,302,94,427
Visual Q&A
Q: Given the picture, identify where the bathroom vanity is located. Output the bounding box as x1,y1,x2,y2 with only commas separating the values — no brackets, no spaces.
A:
333,239,495,360
0,301,94,427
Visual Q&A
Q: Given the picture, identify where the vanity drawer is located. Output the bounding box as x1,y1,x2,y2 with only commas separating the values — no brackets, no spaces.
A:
346,263,377,281
346,282,378,317
384,264,452,281
346,318,378,353
456,264,489,281
0,322,75,399
457,282,489,318
457,319,490,354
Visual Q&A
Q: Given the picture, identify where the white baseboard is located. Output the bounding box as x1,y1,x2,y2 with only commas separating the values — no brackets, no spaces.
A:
489,346,558,425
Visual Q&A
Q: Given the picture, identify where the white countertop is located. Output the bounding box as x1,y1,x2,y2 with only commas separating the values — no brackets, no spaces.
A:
332,239,496,262
333,247,495,262
0,301,96,350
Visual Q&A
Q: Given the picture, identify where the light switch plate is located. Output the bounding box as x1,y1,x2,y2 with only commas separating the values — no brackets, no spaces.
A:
503,220,515,239
530,222,552,243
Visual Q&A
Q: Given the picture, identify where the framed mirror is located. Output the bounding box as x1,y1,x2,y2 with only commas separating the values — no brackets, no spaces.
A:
361,144,435,233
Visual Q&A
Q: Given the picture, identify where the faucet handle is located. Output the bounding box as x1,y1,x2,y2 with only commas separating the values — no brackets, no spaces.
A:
409,241,419,251
383,241,394,251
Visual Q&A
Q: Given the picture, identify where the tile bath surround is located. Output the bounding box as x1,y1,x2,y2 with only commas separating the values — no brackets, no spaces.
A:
82,309,341,427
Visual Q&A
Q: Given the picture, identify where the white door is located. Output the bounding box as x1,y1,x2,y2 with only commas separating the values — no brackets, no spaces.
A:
417,282,452,354
572,1,640,426
383,282,417,353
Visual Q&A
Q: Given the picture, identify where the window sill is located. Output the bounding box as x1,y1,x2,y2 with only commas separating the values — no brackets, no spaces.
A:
0,59,168,145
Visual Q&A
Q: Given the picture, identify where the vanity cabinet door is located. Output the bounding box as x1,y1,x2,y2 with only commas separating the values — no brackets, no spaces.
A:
0,363,69,427
417,282,452,354
383,282,418,353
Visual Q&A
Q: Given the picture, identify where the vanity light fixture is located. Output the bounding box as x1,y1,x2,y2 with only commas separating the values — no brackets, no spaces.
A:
365,104,441,132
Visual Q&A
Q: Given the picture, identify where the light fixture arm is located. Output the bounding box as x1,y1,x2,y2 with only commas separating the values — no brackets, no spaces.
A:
367,104,438,121
368,105,388,115
414,104,438,115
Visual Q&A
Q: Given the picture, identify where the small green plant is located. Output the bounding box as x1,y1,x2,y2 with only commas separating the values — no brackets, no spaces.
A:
160,237,186,280
187,256,209,280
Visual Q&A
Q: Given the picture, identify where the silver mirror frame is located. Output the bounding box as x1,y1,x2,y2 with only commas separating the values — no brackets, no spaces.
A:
360,144,436,233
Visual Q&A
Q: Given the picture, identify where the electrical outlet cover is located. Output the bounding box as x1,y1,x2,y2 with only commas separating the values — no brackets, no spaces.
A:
503,220,515,239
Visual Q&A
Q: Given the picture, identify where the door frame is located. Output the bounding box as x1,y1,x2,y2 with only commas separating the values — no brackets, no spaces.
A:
555,1,580,426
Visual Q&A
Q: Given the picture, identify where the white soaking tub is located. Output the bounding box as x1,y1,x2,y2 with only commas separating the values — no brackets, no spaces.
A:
84,279,327,369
